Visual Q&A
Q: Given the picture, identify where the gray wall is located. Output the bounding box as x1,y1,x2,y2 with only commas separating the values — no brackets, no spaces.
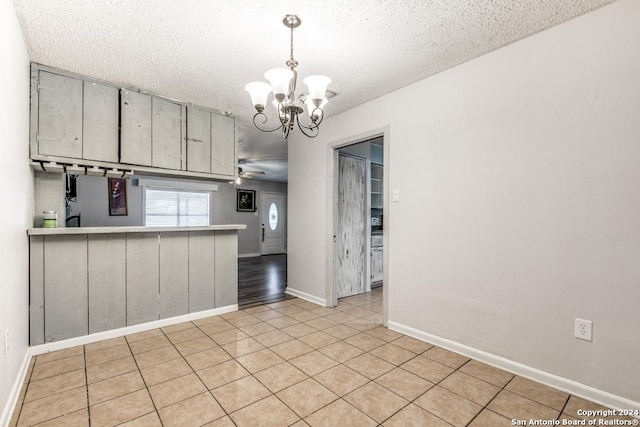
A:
69,175,143,227
69,175,287,256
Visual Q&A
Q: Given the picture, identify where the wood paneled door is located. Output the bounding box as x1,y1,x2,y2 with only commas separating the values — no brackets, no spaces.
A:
336,154,366,298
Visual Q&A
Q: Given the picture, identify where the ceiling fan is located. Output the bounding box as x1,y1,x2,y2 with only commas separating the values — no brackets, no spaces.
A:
238,166,265,178
229,166,265,186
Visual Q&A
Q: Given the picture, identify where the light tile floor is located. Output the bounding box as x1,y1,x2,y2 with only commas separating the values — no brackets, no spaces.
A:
9,288,628,426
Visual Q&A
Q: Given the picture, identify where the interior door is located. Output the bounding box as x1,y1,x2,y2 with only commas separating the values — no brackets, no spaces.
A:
261,192,286,255
336,154,366,298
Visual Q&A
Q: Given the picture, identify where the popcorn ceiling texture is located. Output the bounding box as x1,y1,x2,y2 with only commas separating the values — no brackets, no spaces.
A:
12,0,617,179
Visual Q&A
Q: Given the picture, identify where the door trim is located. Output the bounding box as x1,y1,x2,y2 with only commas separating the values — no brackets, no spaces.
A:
325,126,390,327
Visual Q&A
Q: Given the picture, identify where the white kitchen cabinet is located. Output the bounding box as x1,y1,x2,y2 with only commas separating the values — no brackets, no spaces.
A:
371,247,383,284
186,106,237,178
35,71,83,159
83,81,119,163
152,98,185,170
211,113,236,177
120,90,152,166
186,106,212,173
31,65,236,180
33,71,119,164
114,92,186,170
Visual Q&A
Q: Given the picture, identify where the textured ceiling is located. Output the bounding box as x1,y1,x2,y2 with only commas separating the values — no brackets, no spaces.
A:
12,0,617,182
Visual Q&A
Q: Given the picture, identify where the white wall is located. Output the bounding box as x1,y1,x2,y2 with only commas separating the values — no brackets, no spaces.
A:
288,0,640,406
0,0,33,424
70,175,287,255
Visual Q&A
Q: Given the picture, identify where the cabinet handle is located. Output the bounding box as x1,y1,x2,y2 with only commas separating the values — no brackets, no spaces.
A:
262,226,265,242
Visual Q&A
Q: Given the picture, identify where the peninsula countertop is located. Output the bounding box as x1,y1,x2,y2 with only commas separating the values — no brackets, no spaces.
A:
27,224,247,236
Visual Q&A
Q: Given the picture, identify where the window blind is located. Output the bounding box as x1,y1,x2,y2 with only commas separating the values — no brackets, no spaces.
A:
145,189,210,226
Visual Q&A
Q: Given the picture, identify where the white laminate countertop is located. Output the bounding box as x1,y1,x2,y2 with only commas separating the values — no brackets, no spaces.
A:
27,225,247,235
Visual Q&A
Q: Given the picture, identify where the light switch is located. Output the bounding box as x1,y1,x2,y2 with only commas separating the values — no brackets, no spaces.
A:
392,190,400,202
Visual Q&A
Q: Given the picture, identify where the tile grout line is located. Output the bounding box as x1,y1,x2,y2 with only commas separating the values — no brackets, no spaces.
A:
11,290,605,426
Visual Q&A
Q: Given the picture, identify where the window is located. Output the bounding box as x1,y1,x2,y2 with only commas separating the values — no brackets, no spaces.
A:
268,202,278,231
145,188,210,226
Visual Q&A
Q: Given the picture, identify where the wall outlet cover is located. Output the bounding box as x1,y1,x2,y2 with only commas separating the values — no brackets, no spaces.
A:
574,318,592,341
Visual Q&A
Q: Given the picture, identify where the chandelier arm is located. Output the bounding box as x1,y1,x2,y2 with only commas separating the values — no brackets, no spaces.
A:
252,112,285,133
296,107,324,131
311,107,325,127
282,124,291,139
296,118,319,138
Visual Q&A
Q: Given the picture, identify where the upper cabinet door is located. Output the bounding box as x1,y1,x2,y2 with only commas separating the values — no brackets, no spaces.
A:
120,90,152,166
186,106,211,173
152,97,183,170
37,71,83,159
210,113,236,177
83,82,119,163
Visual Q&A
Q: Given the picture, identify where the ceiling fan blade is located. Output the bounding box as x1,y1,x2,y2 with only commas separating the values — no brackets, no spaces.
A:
239,158,286,165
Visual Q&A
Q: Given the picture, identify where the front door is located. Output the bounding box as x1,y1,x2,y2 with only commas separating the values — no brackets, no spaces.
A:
336,154,366,298
260,192,286,255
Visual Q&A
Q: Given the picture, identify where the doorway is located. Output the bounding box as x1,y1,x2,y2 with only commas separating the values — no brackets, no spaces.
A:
260,192,286,255
329,132,387,325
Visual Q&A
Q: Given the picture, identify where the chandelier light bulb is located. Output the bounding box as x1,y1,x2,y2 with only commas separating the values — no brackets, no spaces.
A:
303,75,331,102
264,68,293,100
245,82,271,112
305,96,327,116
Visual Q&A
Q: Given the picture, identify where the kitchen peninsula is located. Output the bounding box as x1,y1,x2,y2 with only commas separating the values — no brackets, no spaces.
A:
28,224,245,345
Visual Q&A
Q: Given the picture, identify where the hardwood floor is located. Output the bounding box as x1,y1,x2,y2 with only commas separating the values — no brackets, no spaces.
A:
238,254,294,308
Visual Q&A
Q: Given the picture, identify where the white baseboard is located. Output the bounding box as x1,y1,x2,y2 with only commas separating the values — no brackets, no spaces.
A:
388,321,640,413
285,287,326,307
1,349,32,427
238,253,261,258
30,304,238,356
2,304,239,426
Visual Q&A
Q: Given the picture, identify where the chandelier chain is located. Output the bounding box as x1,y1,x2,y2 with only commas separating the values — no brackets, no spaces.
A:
290,25,294,64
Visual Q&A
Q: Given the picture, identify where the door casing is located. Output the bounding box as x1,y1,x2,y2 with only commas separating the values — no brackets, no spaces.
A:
326,126,390,328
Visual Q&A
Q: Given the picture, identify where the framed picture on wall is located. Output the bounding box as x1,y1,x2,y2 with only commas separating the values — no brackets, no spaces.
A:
108,178,128,216
237,189,256,212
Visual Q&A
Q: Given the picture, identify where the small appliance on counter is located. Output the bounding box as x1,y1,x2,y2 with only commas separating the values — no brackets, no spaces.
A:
42,211,58,228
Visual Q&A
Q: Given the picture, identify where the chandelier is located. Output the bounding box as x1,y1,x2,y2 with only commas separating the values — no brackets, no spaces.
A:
245,15,331,139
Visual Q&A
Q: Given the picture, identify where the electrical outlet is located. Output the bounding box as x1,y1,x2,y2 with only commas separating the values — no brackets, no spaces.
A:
574,318,592,341
4,329,9,355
